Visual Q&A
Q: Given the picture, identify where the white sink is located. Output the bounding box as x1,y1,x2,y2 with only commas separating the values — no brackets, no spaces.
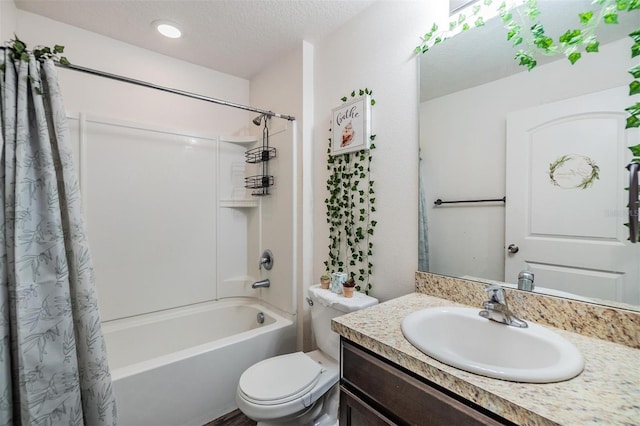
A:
401,306,584,383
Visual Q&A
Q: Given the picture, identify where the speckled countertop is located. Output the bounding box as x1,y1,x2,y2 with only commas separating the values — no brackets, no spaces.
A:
332,293,640,426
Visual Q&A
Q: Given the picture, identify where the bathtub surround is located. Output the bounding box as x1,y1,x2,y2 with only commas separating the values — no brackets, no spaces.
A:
332,271,640,425
6,9,257,323
104,300,295,426
0,51,116,424
5,6,304,317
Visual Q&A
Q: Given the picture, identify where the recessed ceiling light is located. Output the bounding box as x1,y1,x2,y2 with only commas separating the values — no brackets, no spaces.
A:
154,21,182,39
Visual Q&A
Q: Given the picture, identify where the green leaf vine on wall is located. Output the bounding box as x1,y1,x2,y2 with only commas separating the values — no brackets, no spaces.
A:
325,88,377,294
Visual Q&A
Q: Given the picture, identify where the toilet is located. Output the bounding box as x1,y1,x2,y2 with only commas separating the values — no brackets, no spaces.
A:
236,284,378,426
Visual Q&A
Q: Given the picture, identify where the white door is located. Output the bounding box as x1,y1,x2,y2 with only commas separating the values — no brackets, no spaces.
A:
505,86,640,305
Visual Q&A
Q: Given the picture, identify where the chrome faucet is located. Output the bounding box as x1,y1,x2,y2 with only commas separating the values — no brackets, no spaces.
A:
479,285,527,328
517,270,535,291
252,279,270,289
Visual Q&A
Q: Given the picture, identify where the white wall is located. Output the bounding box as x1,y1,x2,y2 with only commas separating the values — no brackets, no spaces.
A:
12,10,253,320
312,1,447,303
15,11,250,135
421,37,635,282
0,0,17,42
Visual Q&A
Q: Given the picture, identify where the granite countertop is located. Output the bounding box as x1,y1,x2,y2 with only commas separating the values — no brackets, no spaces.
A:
331,293,640,426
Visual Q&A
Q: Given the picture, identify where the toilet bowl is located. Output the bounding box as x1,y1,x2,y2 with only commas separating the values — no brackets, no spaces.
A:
236,285,378,425
236,350,338,425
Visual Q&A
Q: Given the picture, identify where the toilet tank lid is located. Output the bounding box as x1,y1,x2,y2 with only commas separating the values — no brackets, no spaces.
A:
309,284,378,313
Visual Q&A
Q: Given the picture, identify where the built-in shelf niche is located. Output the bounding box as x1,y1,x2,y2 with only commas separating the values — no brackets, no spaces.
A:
218,135,259,206
217,134,260,299
219,135,259,145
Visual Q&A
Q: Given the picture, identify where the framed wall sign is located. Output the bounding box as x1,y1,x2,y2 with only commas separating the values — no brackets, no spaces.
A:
331,94,371,156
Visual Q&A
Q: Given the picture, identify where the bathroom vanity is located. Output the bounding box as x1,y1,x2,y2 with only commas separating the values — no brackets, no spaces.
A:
339,340,511,425
332,273,640,426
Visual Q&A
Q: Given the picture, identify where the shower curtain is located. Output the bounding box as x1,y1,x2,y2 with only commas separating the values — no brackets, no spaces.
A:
0,51,116,425
418,151,429,271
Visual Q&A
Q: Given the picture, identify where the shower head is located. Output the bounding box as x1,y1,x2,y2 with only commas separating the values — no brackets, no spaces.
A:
252,114,265,126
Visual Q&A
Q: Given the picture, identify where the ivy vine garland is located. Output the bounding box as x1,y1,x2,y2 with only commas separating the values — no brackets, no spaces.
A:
1,35,70,95
4,35,69,65
325,89,377,294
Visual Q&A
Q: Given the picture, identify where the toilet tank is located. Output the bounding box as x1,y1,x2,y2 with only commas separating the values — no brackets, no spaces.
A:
308,284,378,361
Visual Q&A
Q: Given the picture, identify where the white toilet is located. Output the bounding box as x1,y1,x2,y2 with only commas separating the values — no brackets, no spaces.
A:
236,284,378,426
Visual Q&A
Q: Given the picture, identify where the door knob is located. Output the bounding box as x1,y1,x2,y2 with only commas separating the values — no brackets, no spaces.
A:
507,244,519,254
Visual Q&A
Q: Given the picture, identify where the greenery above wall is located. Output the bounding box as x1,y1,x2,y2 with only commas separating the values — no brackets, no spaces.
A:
325,89,377,294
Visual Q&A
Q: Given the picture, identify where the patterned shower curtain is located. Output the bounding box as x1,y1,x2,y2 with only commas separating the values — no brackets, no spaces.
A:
0,51,117,425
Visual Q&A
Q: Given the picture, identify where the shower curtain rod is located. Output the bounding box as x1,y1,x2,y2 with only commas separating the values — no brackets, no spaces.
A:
52,61,297,121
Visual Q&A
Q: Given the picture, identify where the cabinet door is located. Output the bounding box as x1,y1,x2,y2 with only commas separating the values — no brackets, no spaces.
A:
341,341,509,426
339,385,395,426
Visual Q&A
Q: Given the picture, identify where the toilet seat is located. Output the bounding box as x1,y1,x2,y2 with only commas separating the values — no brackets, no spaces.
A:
238,352,324,406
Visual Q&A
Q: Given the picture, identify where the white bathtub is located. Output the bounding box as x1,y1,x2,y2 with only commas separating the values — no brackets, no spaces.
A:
102,299,296,426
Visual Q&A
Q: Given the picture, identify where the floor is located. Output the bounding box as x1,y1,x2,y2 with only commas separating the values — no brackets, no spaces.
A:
204,409,256,426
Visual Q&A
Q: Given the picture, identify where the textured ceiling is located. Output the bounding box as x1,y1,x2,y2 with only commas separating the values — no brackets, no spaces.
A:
14,0,378,79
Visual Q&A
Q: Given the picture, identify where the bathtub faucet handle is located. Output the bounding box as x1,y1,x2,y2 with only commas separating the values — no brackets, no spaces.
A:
258,249,274,271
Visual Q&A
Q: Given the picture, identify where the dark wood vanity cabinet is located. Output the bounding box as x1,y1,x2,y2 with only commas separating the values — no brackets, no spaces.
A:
339,339,514,426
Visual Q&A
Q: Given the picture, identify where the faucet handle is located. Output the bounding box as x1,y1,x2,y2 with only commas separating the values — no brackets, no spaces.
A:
480,285,527,328
484,285,506,303
518,270,535,291
258,249,273,270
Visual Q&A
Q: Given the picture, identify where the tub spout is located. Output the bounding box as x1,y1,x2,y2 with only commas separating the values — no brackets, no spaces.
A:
252,279,270,289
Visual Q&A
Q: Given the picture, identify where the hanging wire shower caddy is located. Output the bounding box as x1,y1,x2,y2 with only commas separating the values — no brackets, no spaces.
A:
245,115,276,196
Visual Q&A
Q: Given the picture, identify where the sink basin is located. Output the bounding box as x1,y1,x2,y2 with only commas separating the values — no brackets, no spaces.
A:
401,306,584,383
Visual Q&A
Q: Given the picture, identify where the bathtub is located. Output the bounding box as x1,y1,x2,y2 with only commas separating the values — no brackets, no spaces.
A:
102,299,296,426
